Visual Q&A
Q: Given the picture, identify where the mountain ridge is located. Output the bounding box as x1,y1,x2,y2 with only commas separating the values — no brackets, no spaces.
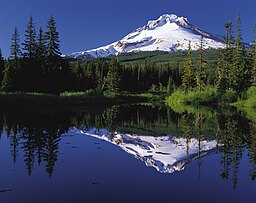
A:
65,14,225,59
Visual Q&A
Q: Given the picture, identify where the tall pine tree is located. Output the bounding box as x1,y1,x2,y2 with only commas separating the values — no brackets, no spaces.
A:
182,41,193,92
106,58,121,94
45,16,61,58
0,49,4,83
250,24,256,87
224,21,234,89
36,27,47,60
22,16,37,58
196,30,207,91
10,27,21,60
1,59,13,91
44,16,69,93
217,21,233,93
232,13,248,93
9,27,21,91
95,60,107,92
216,49,228,93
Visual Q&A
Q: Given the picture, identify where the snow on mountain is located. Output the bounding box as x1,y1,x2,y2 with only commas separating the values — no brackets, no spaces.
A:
65,14,225,59
69,127,218,173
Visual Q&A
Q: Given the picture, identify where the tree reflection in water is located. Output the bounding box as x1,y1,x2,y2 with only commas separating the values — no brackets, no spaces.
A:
0,104,255,189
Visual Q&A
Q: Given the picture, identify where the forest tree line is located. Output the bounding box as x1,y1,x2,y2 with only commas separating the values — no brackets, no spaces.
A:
0,14,255,95
65,14,256,95
0,16,72,93
182,14,256,95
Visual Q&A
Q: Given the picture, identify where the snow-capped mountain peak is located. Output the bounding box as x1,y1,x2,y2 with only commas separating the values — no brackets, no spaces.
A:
65,14,225,59
146,14,189,29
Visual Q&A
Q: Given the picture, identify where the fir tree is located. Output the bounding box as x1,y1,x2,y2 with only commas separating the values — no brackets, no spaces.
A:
95,60,107,92
22,16,37,58
45,16,61,57
44,16,70,93
225,22,233,49
196,31,207,91
106,58,121,94
216,49,228,93
73,60,83,79
10,27,22,60
36,27,47,60
72,60,84,90
232,13,248,93
9,27,21,91
35,26,47,90
1,59,13,91
182,41,193,92
0,49,4,83
224,21,234,89
250,24,256,87
167,76,172,94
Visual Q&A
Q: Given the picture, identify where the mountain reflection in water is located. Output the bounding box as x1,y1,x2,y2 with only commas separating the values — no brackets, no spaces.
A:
0,104,255,191
70,127,218,173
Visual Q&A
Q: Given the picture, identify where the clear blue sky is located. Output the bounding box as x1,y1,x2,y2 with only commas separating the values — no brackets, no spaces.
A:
0,0,255,56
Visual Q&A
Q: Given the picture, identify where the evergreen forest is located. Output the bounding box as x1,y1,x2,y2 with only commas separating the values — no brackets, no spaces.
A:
0,14,255,107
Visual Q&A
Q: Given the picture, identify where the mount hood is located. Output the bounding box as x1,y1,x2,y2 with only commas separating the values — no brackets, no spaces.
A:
66,14,225,59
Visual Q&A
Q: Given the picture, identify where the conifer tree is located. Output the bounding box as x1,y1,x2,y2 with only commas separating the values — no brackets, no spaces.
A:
182,41,193,92
167,76,172,94
196,31,207,91
23,16,37,58
217,21,234,92
9,27,21,91
44,16,69,93
106,58,121,94
232,13,248,93
1,59,13,91
10,27,21,60
216,49,228,93
224,21,234,89
0,49,4,83
36,27,47,59
95,60,107,92
45,16,61,57
73,60,83,79
250,24,256,87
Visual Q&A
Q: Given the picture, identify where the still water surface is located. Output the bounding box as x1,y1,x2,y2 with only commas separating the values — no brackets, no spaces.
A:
0,104,255,203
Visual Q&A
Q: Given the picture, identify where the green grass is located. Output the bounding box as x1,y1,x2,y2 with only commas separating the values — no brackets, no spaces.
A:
165,87,216,106
166,87,237,107
122,91,168,105
232,87,256,109
231,87,256,120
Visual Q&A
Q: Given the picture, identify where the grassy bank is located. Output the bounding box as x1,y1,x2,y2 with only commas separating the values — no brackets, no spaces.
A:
230,87,256,120
232,87,256,109
166,87,256,117
166,87,237,107
0,90,148,107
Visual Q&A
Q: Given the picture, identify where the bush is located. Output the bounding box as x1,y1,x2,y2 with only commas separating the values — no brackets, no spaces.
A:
60,90,101,98
166,87,217,106
166,87,240,108
245,86,256,99
233,87,256,108
217,90,237,104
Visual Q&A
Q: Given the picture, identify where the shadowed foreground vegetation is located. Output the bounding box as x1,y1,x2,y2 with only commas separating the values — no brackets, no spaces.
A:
0,91,148,106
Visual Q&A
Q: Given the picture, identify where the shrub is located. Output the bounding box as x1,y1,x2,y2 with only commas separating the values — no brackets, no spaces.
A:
166,87,217,106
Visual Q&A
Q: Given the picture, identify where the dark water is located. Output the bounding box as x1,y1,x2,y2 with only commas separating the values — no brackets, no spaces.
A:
0,104,255,203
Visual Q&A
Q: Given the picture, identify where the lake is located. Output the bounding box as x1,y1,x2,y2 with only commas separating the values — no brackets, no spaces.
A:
0,104,255,203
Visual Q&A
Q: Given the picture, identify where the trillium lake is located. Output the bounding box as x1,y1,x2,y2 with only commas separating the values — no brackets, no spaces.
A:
0,104,255,203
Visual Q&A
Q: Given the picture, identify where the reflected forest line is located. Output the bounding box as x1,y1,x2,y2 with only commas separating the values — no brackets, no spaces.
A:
0,105,255,189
